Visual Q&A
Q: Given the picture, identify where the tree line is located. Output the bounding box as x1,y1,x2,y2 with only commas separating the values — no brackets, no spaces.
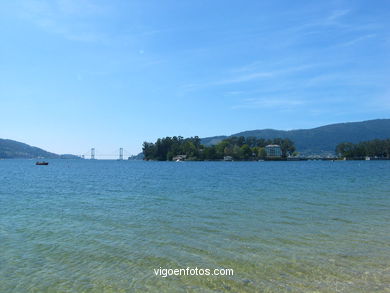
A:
336,139,390,158
142,136,296,161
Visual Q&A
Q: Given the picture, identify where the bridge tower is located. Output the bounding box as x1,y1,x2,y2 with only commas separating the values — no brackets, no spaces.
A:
119,148,123,160
91,148,95,160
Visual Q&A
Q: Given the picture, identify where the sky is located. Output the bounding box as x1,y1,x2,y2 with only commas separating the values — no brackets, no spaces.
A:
1,0,389,158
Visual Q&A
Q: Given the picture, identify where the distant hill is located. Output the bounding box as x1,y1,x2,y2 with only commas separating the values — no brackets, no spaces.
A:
0,139,80,159
201,119,390,155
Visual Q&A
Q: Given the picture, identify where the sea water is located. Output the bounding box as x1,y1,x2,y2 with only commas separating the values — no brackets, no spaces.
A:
0,160,389,292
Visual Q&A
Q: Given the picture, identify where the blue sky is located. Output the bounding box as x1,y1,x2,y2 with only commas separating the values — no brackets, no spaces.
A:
1,0,389,157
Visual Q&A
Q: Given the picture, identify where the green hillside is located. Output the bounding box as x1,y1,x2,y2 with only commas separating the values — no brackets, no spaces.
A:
201,119,390,155
0,139,79,159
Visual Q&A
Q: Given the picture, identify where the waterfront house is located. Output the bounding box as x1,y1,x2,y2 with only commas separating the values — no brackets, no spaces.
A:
172,155,187,161
265,144,282,158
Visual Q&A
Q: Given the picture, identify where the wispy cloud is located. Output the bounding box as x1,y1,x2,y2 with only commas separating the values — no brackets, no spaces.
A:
327,9,350,22
178,7,384,94
17,0,109,42
55,0,108,16
213,71,274,85
182,63,317,92
16,0,180,47
282,8,380,39
222,64,317,85
232,97,306,110
303,70,387,88
337,34,377,47
302,9,351,29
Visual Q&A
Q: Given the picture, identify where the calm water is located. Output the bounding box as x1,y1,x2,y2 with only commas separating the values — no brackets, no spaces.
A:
0,160,389,292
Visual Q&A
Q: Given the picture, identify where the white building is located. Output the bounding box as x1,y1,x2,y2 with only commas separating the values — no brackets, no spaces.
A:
265,144,282,158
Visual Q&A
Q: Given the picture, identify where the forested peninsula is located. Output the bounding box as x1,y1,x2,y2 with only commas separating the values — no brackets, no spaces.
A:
142,136,295,161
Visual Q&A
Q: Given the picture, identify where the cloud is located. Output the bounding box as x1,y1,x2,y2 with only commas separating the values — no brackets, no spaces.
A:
17,0,108,42
213,71,275,85
181,63,317,92
232,97,305,110
282,8,378,38
327,9,350,22
337,34,376,47
56,0,108,16
219,64,316,85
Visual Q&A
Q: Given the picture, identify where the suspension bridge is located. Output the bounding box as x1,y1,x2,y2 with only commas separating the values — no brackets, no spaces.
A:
79,148,136,160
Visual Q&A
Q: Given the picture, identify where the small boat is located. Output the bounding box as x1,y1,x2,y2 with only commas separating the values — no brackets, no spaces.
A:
36,161,49,165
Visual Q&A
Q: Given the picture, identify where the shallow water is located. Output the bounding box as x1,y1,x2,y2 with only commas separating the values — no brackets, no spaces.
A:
1,160,389,292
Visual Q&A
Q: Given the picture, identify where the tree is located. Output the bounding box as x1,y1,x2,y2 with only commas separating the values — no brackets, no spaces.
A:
335,139,390,158
336,142,355,157
255,147,267,159
142,142,156,160
240,144,252,160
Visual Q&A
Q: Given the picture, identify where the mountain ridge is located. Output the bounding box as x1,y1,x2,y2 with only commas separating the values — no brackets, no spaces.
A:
0,139,80,159
201,119,390,155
